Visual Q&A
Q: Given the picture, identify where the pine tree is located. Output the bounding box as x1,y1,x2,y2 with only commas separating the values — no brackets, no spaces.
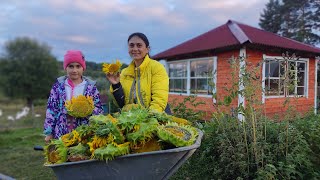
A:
260,0,320,45
259,0,282,34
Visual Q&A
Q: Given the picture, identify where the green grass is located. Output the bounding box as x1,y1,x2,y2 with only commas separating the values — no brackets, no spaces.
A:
0,128,55,179
0,103,56,179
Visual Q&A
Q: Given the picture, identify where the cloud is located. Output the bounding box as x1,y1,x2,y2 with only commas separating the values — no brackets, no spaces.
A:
65,35,96,44
0,0,270,64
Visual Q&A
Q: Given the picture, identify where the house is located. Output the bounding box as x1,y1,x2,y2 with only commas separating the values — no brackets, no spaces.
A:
153,20,320,119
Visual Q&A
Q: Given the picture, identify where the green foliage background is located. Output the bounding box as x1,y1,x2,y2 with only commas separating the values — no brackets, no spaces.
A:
259,0,320,45
0,37,59,106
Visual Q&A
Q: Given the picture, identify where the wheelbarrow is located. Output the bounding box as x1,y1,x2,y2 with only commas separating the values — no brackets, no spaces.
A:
37,129,203,180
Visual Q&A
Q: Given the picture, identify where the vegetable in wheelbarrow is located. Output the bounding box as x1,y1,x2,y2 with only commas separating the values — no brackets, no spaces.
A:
44,105,200,164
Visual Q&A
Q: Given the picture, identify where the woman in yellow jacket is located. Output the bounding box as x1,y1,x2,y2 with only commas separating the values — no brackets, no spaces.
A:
106,32,171,114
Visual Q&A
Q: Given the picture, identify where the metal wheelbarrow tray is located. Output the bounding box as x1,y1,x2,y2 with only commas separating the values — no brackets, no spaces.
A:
46,129,203,180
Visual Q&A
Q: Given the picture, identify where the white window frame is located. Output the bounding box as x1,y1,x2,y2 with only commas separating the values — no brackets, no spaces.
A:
168,56,217,97
314,58,319,114
262,55,309,99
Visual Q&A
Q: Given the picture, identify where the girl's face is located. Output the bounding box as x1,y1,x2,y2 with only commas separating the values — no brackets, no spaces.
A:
128,36,149,61
66,62,84,81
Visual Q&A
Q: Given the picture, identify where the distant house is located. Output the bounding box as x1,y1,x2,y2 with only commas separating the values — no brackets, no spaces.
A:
153,20,320,119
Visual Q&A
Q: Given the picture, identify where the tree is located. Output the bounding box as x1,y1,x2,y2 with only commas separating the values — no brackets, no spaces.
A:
281,0,319,44
259,0,282,34
259,0,320,45
0,37,59,109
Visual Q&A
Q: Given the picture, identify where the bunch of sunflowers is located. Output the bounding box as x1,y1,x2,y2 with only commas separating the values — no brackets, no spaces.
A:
44,105,199,164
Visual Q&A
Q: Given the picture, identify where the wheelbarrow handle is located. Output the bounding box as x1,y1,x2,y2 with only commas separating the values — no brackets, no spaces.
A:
34,145,44,151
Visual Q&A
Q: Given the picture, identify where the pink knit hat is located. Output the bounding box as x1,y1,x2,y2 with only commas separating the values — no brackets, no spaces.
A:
63,50,86,70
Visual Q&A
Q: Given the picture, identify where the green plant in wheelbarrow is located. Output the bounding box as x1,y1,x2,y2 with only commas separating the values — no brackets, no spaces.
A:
41,107,203,180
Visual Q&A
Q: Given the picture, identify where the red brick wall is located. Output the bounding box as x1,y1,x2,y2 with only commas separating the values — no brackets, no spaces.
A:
247,49,316,117
168,48,316,120
168,94,215,120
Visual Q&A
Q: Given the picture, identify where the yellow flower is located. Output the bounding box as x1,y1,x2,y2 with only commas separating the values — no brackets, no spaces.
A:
61,130,80,147
65,95,94,118
106,114,118,124
88,135,112,153
102,59,122,74
171,116,191,125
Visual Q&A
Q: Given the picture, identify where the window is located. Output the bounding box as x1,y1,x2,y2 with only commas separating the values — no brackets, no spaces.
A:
264,57,307,97
169,62,187,93
168,57,216,96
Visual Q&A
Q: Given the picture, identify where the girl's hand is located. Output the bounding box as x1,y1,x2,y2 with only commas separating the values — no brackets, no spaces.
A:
45,135,53,143
106,72,120,85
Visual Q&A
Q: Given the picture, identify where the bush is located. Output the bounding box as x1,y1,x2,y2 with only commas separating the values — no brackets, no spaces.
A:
170,95,205,123
292,114,320,174
172,115,320,179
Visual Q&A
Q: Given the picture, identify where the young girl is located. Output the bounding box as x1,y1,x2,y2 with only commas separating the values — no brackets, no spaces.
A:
44,50,103,143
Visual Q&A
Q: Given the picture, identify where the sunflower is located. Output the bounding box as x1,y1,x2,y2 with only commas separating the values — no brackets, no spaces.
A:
106,114,118,124
93,142,130,161
131,138,162,153
102,59,122,74
44,139,68,164
87,135,113,153
157,122,198,147
61,130,80,147
170,116,191,125
65,95,94,118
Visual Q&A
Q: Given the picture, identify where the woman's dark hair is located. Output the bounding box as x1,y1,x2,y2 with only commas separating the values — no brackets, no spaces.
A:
127,32,149,47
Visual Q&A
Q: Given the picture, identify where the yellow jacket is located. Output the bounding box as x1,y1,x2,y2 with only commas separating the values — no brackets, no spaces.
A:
111,55,169,112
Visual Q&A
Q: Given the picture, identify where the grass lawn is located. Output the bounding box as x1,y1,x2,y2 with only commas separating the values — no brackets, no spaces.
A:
0,103,56,179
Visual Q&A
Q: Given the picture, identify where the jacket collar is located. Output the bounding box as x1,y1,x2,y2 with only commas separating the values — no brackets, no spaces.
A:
57,76,95,85
125,54,151,76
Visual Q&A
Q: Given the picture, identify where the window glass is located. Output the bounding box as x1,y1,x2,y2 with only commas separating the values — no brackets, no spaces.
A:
169,79,187,93
169,62,187,77
297,72,305,86
269,61,280,77
168,58,214,95
190,78,213,95
265,59,306,97
297,87,304,95
190,60,213,77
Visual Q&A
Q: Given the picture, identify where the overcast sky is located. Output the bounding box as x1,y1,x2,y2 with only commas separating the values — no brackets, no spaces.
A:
1,0,269,64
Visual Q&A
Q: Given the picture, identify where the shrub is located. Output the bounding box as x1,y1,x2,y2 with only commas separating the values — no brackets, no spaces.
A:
172,115,319,179
170,95,205,123
171,54,320,179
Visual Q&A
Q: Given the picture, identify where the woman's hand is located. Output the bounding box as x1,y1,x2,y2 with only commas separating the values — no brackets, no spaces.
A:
45,135,53,143
106,72,120,85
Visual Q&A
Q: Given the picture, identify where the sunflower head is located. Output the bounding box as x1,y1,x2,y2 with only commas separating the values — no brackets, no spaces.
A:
65,95,94,118
93,142,130,161
44,139,68,164
61,130,80,147
131,138,162,153
157,122,198,147
102,59,122,74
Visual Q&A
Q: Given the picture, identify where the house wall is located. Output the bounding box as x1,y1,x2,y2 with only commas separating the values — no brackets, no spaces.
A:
247,49,316,117
168,50,240,120
168,48,316,120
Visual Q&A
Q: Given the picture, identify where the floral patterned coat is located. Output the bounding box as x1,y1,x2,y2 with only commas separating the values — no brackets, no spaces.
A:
43,76,103,139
